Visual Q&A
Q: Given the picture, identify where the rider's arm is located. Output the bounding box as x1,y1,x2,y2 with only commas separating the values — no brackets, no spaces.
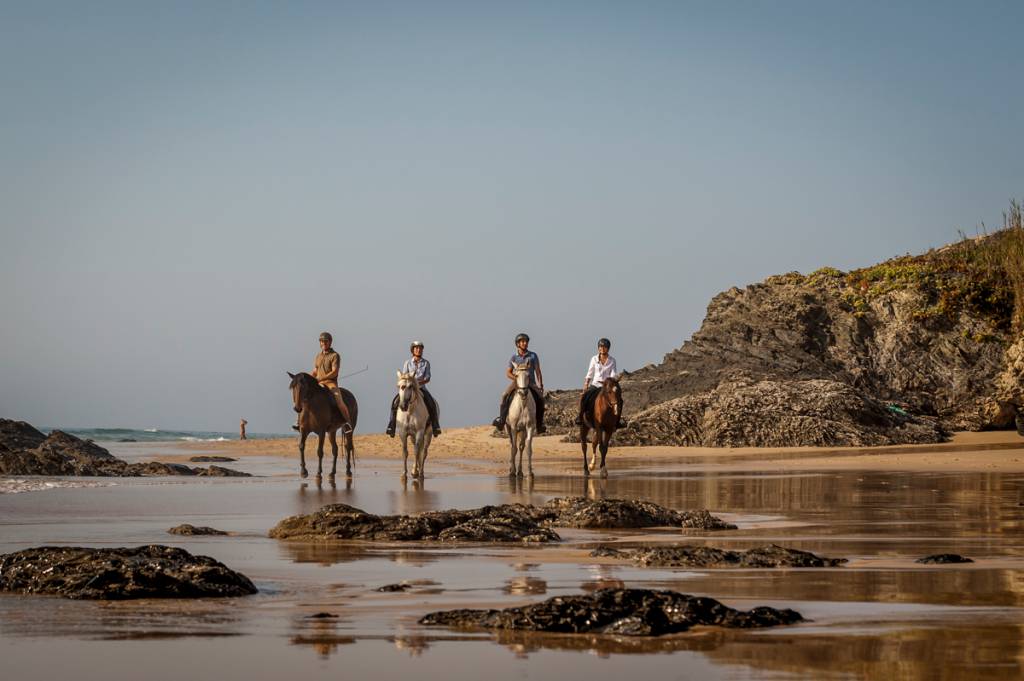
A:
320,355,340,382
419,360,431,386
506,357,515,381
609,357,619,379
584,356,596,390
534,359,544,391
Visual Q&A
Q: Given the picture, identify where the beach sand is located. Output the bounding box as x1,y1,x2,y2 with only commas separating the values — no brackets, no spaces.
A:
2,429,1024,680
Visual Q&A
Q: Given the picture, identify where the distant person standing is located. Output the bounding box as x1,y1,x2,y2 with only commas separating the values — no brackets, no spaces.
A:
386,340,441,437
293,331,354,433
239,419,248,440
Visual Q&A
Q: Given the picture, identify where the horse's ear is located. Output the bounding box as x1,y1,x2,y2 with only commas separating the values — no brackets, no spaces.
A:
396,370,402,379
287,371,296,379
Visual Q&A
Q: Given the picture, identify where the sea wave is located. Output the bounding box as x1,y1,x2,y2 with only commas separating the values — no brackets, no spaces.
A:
0,478,115,495
41,427,289,443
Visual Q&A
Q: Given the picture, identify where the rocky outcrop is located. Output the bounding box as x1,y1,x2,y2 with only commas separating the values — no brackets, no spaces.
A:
269,503,560,543
0,420,250,477
0,545,257,599
269,498,734,543
167,524,229,536
419,588,803,635
591,544,846,568
188,456,237,463
546,237,1022,446
915,554,973,564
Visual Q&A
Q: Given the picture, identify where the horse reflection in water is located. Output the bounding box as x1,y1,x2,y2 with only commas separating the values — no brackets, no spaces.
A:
287,371,358,481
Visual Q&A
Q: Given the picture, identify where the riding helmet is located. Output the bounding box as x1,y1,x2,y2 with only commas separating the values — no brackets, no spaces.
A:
319,331,333,343
410,340,424,352
598,338,611,349
515,333,530,344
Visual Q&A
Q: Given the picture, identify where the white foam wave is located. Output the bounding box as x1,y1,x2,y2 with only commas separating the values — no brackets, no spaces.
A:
144,428,159,432
179,436,229,442
0,479,115,495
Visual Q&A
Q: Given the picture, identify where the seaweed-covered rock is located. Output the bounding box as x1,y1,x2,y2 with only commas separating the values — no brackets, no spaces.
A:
167,524,229,536
269,503,560,543
188,456,238,463
539,497,735,531
0,423,250,477
591,544,846,568
915,553,974,564
420,588,803,635
0,545,257,599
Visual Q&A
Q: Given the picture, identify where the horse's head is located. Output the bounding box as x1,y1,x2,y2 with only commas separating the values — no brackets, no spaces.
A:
396,371,418,412
513,364,531,393
288,371,314,413
602,377,622,417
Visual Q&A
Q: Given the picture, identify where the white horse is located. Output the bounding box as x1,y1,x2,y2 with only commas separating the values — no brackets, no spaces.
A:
506,364,537,478
395,371,436,480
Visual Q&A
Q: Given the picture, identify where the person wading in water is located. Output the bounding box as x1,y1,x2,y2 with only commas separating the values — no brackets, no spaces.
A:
293,331,354,434
492,333,546,433
576,337,626,429
386,340,441,438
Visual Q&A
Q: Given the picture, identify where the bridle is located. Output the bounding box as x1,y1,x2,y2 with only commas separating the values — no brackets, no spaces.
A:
398,378,419,412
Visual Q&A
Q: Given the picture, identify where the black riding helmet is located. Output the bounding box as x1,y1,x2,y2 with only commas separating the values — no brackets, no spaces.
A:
598,338,611,349
515,333,530,344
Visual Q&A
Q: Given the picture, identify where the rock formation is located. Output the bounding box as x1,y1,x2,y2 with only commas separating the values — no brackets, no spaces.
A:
915,553,973,564
590,544,846,568
167,524,230,536
270,497,734,543
0,420,250,477
0,545,257,599
546,235,1022,446
419,588,803,635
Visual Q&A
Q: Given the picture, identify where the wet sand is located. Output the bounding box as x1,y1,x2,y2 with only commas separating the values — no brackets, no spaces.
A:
2,431,1024,680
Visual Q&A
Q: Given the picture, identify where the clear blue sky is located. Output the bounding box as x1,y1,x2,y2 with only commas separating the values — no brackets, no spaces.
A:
2,1,1022,432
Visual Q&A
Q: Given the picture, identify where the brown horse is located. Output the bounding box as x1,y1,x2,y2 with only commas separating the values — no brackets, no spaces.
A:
287,372,359,480
579,377,622,478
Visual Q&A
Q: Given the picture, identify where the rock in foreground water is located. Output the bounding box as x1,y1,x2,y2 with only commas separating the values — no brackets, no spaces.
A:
540,497,736,530
270,498,734,543
167,524,230,536
591,544,846,568
270,503,560,543
420,588,803,635
0,545,257,599
916,553,974,564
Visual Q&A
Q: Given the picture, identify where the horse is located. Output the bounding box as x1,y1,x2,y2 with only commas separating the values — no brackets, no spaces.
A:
395,371,438,480
506,364,537,478
580,377,622,478
287,372,358,480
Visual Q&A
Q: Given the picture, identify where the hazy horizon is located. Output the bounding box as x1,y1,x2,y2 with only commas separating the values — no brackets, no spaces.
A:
3,2,1022,433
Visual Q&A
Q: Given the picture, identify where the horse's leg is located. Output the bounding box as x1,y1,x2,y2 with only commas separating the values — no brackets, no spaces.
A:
400,429,410,479
421,430,432,479
344,430,354,478
525,428,534,478
590,431,599,471
328,430,338,481
315,432,325,480
580,426,590,477
507,427,517,477
599,429,610,479
412,430,423,478
299,430,309,478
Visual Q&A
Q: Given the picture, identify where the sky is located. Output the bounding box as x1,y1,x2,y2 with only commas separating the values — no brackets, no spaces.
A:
2,1,1022,433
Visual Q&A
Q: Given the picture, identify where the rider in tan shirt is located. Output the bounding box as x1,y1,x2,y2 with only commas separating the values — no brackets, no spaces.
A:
293,331,353,432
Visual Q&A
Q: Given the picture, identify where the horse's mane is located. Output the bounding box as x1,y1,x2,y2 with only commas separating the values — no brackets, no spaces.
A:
291,372,323,392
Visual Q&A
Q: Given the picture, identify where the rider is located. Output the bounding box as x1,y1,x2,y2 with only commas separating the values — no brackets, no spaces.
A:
576,338,626,428
492,333,546,433
386,340,441,438
294,331,354,433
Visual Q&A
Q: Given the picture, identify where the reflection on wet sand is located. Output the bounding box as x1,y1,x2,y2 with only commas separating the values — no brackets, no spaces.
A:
289,614,355,659
502,576,547,595
277,541,450,567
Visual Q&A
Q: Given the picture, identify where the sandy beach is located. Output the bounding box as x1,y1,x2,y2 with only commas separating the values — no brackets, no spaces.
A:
3,429,1024,680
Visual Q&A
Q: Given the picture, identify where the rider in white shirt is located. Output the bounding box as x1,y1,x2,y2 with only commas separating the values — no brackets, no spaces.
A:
576,338,626,428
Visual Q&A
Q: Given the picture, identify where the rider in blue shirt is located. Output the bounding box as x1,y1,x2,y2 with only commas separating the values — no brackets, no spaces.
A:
386,341,441,437
492,333,546,433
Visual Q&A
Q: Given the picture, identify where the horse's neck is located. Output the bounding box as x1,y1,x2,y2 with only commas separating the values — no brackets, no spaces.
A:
510,389,536,425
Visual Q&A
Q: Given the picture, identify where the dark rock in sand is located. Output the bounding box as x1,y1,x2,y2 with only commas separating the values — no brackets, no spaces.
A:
915,553,974,564
0,545,257,599
377,583,411,592
118,438,137,442
420,588,803,635
539,497,736,531
269,503,560,543
544,236,1024,446
167,524,229,536
188,456,238,463
0,422,250,477
269,497,732,543
591,544,846,568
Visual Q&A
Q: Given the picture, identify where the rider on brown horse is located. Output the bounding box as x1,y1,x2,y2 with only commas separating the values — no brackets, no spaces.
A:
492,333,546,433
386,340,441,438
576,338,626,429
293,331,354,434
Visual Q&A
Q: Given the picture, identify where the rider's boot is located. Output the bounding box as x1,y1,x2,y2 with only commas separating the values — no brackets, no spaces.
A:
492,396,510,430
385,396,398,437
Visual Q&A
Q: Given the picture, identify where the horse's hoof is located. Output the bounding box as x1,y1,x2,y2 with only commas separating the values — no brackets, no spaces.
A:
516,469,523,478
346,469,352,478
528,470,535,479
300,469,308,479
600,468,608,479
583,468,590,478
328,473,335,482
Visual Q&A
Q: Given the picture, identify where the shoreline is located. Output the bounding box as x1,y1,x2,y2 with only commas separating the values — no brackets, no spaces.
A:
167,427,1024,473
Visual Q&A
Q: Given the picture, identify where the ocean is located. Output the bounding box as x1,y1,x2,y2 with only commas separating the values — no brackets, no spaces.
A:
43,427,290,443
